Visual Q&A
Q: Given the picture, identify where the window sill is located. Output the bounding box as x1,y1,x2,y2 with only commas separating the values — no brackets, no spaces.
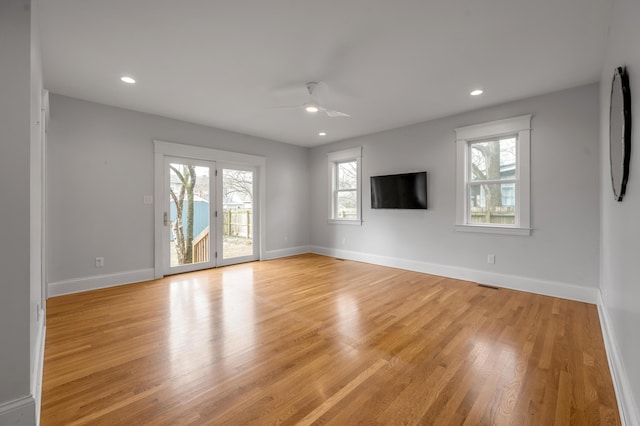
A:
328,219,363,226
455,224,531,236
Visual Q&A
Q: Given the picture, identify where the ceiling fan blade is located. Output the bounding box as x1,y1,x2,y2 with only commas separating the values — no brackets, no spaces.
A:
322,108,350,118
265,104,304,110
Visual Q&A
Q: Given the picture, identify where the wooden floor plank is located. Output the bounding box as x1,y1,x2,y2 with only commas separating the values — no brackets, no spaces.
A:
41,254,620,425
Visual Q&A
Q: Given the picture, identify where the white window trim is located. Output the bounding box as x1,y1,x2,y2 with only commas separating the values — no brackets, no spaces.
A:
328,147,362,225
454,115,532,236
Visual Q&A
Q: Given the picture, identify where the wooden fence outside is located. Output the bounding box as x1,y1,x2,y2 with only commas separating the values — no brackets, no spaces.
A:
224,209,252,238
470,211,515,225
190,209,252,263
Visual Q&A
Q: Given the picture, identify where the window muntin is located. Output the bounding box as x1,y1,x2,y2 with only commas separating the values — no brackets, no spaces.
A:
328,147,362,224
468,136,517,225
335,160,357,219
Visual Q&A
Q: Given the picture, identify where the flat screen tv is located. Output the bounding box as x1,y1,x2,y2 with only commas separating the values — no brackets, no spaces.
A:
371,172,427,209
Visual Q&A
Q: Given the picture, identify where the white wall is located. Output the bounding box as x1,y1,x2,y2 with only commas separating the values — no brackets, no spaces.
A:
310,85,600,300
0,0,40,423
600,0,640,422
0,0,32,405
46,95,309,287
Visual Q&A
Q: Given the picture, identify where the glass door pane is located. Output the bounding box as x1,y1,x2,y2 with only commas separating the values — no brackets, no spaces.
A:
165,158,214,275
221,167,255,261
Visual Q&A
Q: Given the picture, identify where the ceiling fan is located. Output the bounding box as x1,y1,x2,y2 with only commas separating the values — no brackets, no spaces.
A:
268,82,350,118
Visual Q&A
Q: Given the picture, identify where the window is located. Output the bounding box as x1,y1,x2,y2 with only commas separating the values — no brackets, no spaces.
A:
455,115,531,235
328,147,362,224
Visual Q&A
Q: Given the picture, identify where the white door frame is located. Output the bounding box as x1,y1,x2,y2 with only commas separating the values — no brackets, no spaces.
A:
153,140,266,279
41,89,49,303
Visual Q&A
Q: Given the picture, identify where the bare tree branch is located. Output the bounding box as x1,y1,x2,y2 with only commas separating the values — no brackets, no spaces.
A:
170,164,197,264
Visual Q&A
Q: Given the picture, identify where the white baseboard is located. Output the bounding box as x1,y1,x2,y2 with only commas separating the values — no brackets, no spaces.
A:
263,245,311,260
309,246,598,304
48,268,155,297
46,249,598,303
597,293,640,426
0,321,44,425
0,396,36,425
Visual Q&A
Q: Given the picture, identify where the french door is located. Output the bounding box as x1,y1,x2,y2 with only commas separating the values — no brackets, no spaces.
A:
162,156,258,276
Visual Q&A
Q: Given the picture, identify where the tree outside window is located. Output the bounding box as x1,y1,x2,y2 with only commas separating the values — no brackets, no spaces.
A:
170,164,199,265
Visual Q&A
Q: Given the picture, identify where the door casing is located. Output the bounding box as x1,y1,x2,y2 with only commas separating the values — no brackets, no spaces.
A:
153,140,266,278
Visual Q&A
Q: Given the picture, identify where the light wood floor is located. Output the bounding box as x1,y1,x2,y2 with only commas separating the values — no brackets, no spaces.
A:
42,254,620,425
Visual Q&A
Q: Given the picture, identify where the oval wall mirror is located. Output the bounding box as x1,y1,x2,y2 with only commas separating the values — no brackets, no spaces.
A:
609,66,632,202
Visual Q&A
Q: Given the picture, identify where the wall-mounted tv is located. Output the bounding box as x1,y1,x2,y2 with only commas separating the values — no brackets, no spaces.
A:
370,171,427,209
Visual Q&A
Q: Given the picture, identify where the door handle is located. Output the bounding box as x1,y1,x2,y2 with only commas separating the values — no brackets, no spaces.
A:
163,212,169,226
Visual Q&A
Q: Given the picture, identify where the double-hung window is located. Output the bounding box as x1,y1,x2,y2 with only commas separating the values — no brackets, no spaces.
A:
328,147,362,224
455,115,531,235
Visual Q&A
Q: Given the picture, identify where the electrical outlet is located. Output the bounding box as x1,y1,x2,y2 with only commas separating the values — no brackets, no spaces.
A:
143,195,153,204
95,257,104,267
487,254,495,264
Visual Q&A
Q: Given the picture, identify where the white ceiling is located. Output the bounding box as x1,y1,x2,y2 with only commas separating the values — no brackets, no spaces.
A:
38,0,612,147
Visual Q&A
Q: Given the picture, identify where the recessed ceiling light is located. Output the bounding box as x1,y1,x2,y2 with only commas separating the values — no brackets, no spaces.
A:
470,89,483,96
120,76,136,84
318,132,327,136
305,104,319,113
